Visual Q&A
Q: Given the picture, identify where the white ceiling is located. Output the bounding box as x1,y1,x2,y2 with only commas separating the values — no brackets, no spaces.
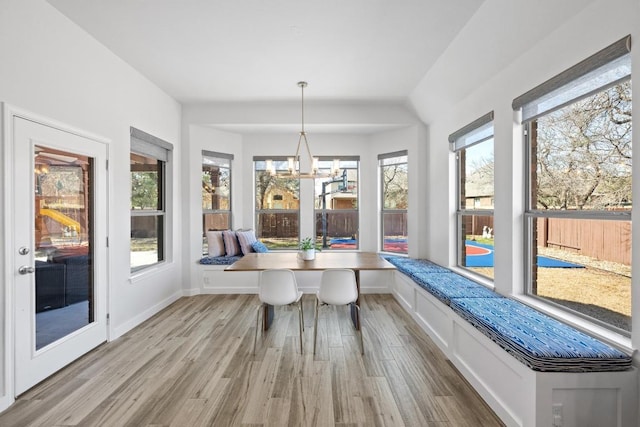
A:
48,0,484,104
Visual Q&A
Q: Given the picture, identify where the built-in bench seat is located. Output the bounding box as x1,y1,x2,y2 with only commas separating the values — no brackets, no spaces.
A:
199,256,242,266
412,271,502,305
450,297,631,373
385,256,637,426
385,256,632,372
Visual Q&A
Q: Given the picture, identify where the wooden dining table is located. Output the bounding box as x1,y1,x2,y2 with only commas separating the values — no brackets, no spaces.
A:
225,252,396,330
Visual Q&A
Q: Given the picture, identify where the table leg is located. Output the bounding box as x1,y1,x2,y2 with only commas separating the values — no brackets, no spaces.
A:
350,270,361,330
263,304,275,331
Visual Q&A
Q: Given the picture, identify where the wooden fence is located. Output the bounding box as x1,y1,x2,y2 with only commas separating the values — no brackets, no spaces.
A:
537,217,631,266
465,216,631,266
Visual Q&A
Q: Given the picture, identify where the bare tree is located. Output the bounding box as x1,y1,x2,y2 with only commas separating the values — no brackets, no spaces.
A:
382,164,408,209
535,81,631,210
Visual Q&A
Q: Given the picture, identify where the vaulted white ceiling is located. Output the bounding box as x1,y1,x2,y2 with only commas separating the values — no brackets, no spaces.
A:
48,0,485,104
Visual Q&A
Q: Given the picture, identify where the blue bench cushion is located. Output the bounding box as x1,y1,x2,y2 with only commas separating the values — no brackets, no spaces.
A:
199,256,242,265
384,256,450,276
450,297,632,372
412,272,501,305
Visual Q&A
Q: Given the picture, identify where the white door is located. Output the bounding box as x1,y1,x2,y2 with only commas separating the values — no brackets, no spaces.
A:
13,116,108,395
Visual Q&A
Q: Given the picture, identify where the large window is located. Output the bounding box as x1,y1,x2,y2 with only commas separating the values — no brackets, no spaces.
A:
202,151,232,254
514,36,632,333
314,157,359,250
379,151,408,254
130,127,172,272
450,113,494,279
254,157,300,249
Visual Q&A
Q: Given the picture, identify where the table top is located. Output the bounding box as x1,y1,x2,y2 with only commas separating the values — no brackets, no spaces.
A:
224,252,395,272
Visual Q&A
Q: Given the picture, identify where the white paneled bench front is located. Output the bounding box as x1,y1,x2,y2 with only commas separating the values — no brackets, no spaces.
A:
385,256,637,427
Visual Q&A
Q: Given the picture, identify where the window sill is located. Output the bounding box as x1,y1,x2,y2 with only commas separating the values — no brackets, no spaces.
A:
449,266,495,290
512,294,634,354
129,261,172,284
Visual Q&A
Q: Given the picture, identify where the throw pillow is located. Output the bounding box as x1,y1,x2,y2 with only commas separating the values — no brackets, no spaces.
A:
222,230,241,257
251,241,269,253
206,230,225,257
236,229,257,255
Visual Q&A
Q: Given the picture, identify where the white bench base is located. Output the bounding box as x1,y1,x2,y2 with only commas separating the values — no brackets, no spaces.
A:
393,271,638,427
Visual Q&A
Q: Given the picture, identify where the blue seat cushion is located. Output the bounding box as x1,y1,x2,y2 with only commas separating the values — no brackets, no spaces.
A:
412,272,501,305
384,256,450,276
199,256,242,265
449,297,632,372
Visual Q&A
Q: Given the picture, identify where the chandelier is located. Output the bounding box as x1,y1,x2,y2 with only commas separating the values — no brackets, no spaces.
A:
266,81,340,179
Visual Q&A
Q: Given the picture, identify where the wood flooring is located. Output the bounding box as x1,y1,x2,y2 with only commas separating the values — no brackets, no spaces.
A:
0,294,504,426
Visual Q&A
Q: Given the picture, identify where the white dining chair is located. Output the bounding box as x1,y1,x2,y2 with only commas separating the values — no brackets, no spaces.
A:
313,268,364,355
254,269,304,354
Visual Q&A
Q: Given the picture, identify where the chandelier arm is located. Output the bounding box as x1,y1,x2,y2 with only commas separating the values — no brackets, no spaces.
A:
294,134,303,162
302,133,314,168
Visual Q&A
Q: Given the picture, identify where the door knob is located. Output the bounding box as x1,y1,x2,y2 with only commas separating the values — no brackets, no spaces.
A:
18,266,35,275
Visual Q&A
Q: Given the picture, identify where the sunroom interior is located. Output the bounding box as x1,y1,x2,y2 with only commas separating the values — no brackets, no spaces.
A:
1,0,640,426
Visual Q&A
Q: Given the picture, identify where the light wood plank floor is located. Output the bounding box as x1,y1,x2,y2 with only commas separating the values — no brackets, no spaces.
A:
0,294,504,426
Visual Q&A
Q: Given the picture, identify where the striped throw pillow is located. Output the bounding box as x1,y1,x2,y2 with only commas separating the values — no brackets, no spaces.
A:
236,230,257,255
206,230,225,257
222,230,241,257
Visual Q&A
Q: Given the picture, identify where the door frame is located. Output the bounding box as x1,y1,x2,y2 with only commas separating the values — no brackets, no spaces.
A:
1,103,111,407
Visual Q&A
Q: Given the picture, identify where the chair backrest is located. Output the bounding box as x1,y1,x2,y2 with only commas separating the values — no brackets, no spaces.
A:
319,269,358,305
259,269,299,306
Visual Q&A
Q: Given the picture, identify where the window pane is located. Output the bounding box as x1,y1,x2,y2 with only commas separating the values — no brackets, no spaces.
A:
255,212,299,249
381,155,408,254
530,81,632,211
203,213,230,232
459,139,494,211
315,210,358,249
382,163,408,210
202,154,231,255
254,163,299,249
526,78,632,333
314,159,359,249
458,214,494,279
255,171,299,210
131,215,163,270
130,153,161,210
382,211,408,253
202,164,230,210
529,217,631,332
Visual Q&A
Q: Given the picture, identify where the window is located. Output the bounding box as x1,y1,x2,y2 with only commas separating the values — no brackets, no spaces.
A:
450,113,494,279
202,151,232,254
379,151,408,254
254,157,300,249
314,157,359,250
514,36,632,333
130,127,172,272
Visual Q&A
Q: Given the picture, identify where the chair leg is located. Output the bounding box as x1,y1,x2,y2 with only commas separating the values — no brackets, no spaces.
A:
353,303,364,355
299,297,305,331
297,302,304,354
253,304,263,355
313,298,320,355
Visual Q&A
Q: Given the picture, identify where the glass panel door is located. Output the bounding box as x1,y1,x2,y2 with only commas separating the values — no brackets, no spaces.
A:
34,146,94,350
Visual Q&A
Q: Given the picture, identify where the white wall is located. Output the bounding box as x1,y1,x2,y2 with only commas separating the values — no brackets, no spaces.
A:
181,103,424,292
0,0,182,411
181,124,243,295
409,0,640,417
370,126,429,258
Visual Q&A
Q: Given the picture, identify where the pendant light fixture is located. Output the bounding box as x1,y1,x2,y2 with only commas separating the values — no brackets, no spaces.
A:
265,81,340,179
